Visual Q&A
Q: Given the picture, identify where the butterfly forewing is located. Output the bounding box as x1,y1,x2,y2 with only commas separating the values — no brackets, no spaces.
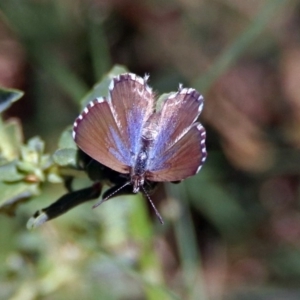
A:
109,73,155,164
73,73,155,174
146,88,206,180
73,98,130,173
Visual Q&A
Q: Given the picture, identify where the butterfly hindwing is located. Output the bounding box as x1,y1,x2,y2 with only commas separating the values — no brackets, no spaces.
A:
146,123,206,181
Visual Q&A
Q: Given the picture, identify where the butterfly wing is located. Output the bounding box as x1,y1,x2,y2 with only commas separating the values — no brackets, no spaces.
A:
109,73,154,157
147,123,206,181
146,88,207,181
73,73,155,173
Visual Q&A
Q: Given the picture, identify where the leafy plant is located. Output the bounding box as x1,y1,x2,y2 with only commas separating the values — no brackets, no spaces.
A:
0,88,61,215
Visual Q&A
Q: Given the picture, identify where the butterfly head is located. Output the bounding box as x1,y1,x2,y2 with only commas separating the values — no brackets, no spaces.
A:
131,174,145,193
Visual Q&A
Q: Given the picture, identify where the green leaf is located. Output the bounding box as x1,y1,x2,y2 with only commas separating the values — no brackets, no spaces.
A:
4,118,23,154
46,172,63,184
53,148,77,167
80,65,128,108
20,136,45,166
20,146,39,166
0,161,25,182
27,136,45,155
0,87,24,113
0,118,23,160
17,161,38,173
156,93,172,112
40,154,53,170
0,181,40,215
58,127,77,149
17,161,46,182
53,128,78,167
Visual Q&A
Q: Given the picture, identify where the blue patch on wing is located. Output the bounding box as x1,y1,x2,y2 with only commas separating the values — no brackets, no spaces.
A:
147,122,175,171
127,108,144,164
109,127,131,165
147,143,175,172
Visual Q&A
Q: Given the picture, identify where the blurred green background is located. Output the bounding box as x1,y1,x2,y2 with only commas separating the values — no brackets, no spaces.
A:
0,0,299,299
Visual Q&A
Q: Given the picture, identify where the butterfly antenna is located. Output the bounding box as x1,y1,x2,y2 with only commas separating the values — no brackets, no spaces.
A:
92,182,130,209
141,186,164,224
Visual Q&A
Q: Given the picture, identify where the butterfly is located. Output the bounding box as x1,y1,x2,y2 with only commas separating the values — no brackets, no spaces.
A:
73,73,207,223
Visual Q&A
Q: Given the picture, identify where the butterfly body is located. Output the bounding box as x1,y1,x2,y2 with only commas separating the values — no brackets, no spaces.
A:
129,123,156,189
